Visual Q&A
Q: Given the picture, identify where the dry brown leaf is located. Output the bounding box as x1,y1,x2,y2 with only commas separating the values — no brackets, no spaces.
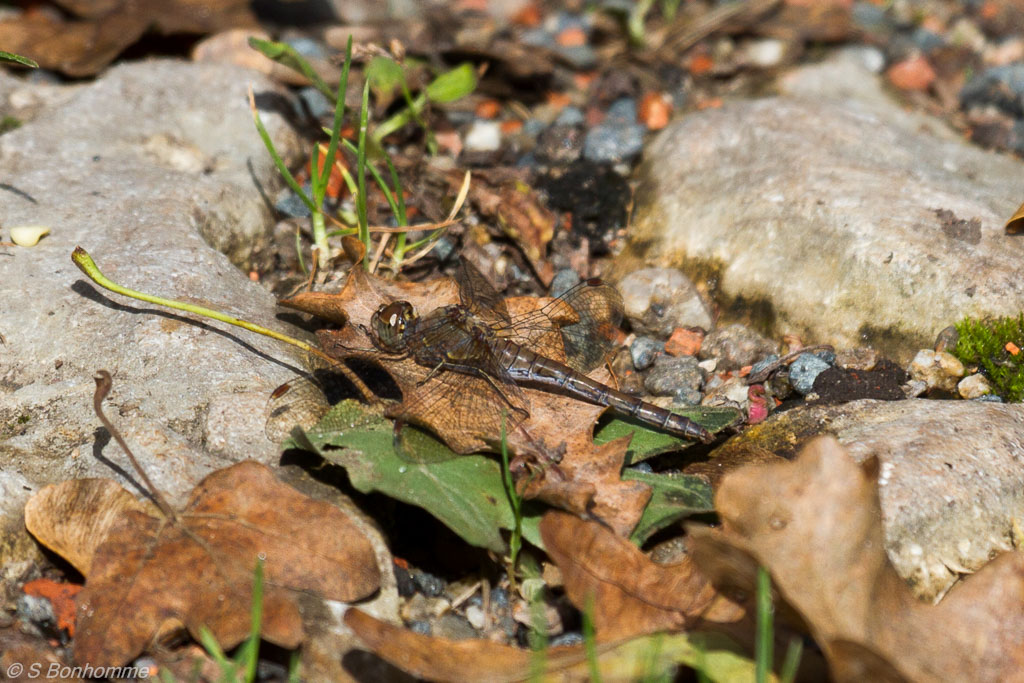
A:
539,511,746,641
448,169,556,284
24,478,153,577
1005,199,1024,234
0,0,256,76
25,461,380,667
283,267,653,535
687,436,1024,683
344,608,589,682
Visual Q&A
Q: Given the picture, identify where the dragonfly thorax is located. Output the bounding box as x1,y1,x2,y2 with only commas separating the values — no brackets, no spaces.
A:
370,300,418,352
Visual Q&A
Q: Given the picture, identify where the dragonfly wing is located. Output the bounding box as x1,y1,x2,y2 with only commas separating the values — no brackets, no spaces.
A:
498,279,625,373
455,260,511,323
391,339,529,459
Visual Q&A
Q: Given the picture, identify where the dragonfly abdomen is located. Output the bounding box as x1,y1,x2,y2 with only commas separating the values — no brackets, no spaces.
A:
496,342,713,443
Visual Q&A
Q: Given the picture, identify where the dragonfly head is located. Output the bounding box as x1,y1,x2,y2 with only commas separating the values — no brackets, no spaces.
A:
370,300,417,352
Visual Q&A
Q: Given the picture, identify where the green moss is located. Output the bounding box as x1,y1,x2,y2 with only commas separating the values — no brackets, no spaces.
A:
953,314,1024,402
0,116,21,135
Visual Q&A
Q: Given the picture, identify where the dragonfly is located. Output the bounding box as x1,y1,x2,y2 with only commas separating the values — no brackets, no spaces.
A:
267,261,713,452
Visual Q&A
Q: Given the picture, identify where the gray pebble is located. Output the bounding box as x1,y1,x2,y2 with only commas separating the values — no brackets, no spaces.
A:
275,185,312,218
550,268,582,299
434,613,478,641
972,394,1004,403
297,86,334,119
644,354,703,399
555,106,585,127
551,632,585,647
750,353,780,377
790,353,832,395
412,570,446,597
618,268,712,337
630,336,665,371
409,620,432,635
584,121,645,163
699,324,779,370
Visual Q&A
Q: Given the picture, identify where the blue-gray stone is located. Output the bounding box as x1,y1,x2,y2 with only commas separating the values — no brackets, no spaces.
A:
550,268,582,299
583,123,645,163
911,28,944,53
629,461,654,473
606,98,638,125
790,353,832,395
972,394,1005,403
555,106,585,127
630,336,665,370
412,570,445,597
521,28,554,48
409,620,432,635
812,348,836,365
551,632,585,647
274,185,312,218
750,353,780,377
285,37,328,59
556,45,597,70
523,118,547,135
851,1,890,31
961,64,1024,117
297,86,334,119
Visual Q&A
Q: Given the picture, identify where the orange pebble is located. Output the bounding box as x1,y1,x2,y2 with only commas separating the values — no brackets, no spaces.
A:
664,328,704,356
696,97,723,110
886,55,936,92
513,2,542,27
1006,342,1021,355
689,54,714,75
500,119,523,134
639,91,672,130
475,99,501,119
546,91,571,109
556,26,587,47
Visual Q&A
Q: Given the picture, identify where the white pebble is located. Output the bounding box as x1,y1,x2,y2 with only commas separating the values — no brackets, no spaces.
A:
463,120,502,152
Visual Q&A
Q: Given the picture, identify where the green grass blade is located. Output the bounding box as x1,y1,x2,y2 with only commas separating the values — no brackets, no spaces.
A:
248,37,335,101
755,567,773,683
355,80,371,264
0,51,38,67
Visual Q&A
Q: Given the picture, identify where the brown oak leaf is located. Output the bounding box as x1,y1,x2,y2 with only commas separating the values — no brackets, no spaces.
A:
687,436,1024,683
25,461,380,667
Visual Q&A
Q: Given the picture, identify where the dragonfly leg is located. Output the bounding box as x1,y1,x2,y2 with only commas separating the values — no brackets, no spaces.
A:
416,361,446,387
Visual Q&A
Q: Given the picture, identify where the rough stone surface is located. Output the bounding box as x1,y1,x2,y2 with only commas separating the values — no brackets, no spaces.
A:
629,53,1024,362
714,399,1024,600
0,61,309,564
617,267,712,338
957,373,993,399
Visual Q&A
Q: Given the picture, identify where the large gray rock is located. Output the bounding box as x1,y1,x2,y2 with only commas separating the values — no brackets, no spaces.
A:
629,53,1024,361
715,399,1024,601
0,61,309,562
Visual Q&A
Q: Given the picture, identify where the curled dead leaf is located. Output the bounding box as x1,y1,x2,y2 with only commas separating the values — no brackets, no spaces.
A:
1005,200,1024,234
27,461,381,667
539,511,746,641
687,436,1024,683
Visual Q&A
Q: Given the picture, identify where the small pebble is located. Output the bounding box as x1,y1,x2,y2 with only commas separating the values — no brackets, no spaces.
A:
465,604,486,630
702,375,750,411
549,268,582,299
750,353,780,377
554,106,585,127
275,186,312,218
412,570,446,597
907,349,965,393
434,613,477,641
697,358,718,374
629,461,654,473
745,39,786,68
409,620,432,635
550,632,584,647
972,394,1004,402
957,373,993,399
664,327,704,357
297,86,334,119
464,120,502,152
902,379,928,398
934,325,959,352
790,353,832,395
618,268,712,337
10,225,51,247
835,347,879,371
583,119,644,163
630,336,664,371
644,354,703,400
699,324,779,371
